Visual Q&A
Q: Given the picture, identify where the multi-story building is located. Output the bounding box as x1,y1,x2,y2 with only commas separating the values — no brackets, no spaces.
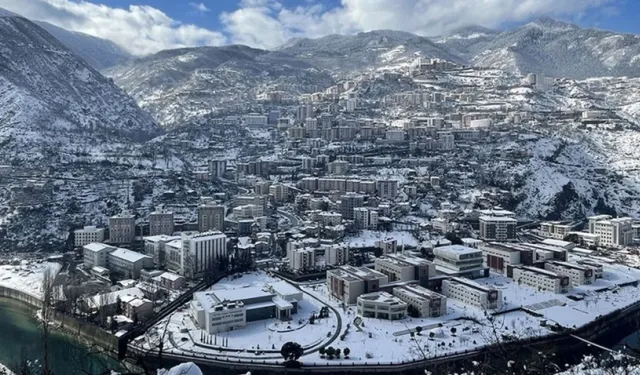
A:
433,245,486,278
109,212,136,244
385,129,406,142
340,192,364,220
289,247,315,271
441,277,502,310
588,215,634,248
208,159,227,179
181,232,228,278
509,265,571,294
198,205,225,232
539,222,574,239
107,248,153,279
83,243,115,269
479,216,517,242
269,184,289,203
325,245,349,266
353,207,378,230
544,261,594,286
393,284,447,317
376,180,398,199
375,239,397,255
143,235,181,267
374,253,436,286
190,282,302,334
481,243,531,275
326,265,388,304
356,291,407,320
74,226,105,247
149,209,174,236
327,160,350,175
317,212,342,226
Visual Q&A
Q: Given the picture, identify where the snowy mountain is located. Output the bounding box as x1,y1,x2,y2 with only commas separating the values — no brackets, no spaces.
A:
444,18,640,79
279,30,464,76
35,21,132,70
105,45,335,128
0,13,159,165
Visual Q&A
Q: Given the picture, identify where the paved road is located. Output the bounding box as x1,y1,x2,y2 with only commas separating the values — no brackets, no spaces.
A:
277,210,301,227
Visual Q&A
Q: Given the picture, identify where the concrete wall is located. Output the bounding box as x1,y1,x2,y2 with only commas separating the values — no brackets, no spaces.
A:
0,285,43,308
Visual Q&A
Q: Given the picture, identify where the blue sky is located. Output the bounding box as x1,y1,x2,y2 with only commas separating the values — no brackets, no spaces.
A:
1,0,637,55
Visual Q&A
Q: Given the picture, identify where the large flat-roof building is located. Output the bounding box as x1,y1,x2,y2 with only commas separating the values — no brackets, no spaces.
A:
433,245,487,278
83,243,115,269
107,248,153,279
393,284,447,317
544,261,594,286
190,281,302,334
181,232,228,278
441,277,502,310
356,291,407,320
326,265,388,304
143,235,181,267
509,265,571,294
481,242,535,275
374,253,436,286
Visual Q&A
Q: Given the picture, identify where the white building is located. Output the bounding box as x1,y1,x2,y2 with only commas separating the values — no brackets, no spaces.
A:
433,245,485,278
326,266,388,304
74,226,105,248
544,261,595,286
143,235,181,267
374,253,436,286
346,98,357,112
479,216,517,242
393,284,447,317
107,248,153,279
289,247,315,271
181,232,228,278
353,207,378,230
441,277,502,310
356,291,407,320
481,243,524,275
539,222,574,240
325,245,349,266
83,243,115,269
511,266,571,294
588,215,634,248
375,239,398,255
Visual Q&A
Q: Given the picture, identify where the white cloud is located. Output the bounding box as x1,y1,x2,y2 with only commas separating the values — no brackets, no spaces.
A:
0,0,226,55
221,0,616,49
0,0,618,55
189,2,210,14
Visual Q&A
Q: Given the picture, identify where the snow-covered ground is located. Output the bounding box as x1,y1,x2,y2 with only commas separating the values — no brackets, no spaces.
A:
341,230,419,248
0,362,14,375
0,261,62,299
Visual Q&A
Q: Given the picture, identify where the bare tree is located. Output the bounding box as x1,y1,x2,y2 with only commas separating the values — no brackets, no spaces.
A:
42,267,55,375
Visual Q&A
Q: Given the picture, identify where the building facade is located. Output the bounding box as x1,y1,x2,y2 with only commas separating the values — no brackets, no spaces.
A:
109,213,135,244
374,253,435,286
326,265,388,304
441,277,502,310
74,226,105,247
393,284,447,317
198,205,226,233
356,291,407,320
149,210,174,236
479,216,517,242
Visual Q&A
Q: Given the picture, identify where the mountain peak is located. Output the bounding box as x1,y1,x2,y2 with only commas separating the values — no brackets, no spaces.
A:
529,17,579,30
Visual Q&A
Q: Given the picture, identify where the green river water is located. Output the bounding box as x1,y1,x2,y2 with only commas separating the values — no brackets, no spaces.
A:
0,297,122,375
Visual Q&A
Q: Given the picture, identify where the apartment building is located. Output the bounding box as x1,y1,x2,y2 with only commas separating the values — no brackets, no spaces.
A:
181,231,228,278
107,248,153,279
588,215,634,248
109,212,135,244
327,160,350,175
433,245,486,278
198,205,226,232
325,245,349,266
289,247,315,271
269,184,289,203
353,207,378,230
74,226,105,247
208,159,227,179
441,277,502,310
143,235,181,267
393,284,447,317
149,209,174,236
374,253,436,286
326,265,389,304
544,261,594,286
356,291,407,320
340,192,364,220
376,180,398,199
509,266,571,293
479,216,517,242
317,212,342,226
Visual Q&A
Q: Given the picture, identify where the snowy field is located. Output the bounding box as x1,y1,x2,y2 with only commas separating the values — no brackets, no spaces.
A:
133,262,640,366
0,261,62,299
342,230,419,248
